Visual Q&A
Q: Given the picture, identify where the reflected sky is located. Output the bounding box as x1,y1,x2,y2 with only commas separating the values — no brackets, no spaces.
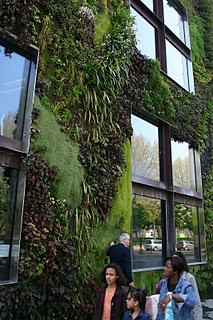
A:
0,46,27,135
166,40,189,90
171,139,189,161
130,7,156,59
140,0,153,11
131,114,158,143
163,0,185,43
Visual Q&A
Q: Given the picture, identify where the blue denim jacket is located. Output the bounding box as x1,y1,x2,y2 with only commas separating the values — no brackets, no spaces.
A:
123,309,152,320
156,276,196,320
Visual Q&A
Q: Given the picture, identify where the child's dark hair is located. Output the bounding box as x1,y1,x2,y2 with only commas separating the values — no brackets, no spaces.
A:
128,288,147,311
101,263,127,286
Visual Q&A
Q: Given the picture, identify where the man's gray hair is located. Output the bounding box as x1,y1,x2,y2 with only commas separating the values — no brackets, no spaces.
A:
119,233,130,242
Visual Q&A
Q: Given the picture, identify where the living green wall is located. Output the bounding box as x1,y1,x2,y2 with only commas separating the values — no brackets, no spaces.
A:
0,0,212,318
32,95,84,208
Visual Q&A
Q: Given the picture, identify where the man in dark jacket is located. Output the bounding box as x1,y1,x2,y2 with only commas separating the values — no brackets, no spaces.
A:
106,233,134,287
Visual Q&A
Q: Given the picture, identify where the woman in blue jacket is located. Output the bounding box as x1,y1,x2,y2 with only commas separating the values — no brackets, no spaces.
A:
156,256,196,320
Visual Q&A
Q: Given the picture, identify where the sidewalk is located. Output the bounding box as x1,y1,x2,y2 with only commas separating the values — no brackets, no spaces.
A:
201,289,213,319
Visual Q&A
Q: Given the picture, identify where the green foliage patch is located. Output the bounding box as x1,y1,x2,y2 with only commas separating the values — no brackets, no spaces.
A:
32,95,84,208
109,139,132,231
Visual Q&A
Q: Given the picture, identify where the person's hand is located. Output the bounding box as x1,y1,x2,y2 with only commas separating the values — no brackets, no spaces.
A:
159,295,171,312
129,282,134,288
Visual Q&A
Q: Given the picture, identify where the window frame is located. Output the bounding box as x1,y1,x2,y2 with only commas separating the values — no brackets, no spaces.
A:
130,0,194,92
0,29,39,284
131,110,206,271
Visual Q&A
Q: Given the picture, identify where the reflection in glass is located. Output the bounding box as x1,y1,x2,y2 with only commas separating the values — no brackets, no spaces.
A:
0,45,30,139
166,40,189,90
199,208,207,262
131,115,159,180
171,139,195,189
132,195,163,269
0,166,23,282
130,7,156,59
0,167,12,281
141,0,153,11
175,204,203,263
163,0,185,43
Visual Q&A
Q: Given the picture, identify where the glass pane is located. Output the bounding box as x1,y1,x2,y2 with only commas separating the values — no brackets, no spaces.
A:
130,7,156,59
132,195,163,269
0,45,30,140
0,167,14,281
141,0,153,11
199,208,207,262
163,0,186,43
175,204,201,263
166,40,189,90
0,166,24,282
171,139,196,189
131,115,160,180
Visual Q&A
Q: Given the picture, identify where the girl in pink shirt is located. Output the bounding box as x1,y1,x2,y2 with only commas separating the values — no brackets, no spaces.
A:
93,263,127,320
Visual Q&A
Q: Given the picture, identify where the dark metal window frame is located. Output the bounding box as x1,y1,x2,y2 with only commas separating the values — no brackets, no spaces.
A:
130,0,193,91
132,110,206,270
0,29,39,284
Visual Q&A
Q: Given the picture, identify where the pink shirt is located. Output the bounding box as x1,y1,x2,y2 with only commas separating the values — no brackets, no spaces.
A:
101,287,116,320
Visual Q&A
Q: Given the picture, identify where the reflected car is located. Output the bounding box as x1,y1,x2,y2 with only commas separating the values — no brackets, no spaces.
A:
177,240,194,251
144,239,162,251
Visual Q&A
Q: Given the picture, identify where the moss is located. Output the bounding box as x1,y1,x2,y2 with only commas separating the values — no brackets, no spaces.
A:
32,95,84,208
189,14,211,84
94,11,111,44
109,139,132,232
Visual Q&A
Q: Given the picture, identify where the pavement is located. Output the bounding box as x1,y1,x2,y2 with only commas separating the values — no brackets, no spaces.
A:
201,290,213,319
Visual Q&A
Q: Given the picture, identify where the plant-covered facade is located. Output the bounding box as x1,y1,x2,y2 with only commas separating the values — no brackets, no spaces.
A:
0,0,212,319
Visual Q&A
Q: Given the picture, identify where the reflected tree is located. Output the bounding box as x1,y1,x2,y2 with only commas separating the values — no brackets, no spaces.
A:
173,157,190,188
3,111,17,138
175,203,193,239
132,195,161,240
131,134,159,180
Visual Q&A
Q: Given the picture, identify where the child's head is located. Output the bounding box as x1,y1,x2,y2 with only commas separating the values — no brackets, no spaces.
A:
126,288,147,311
101,263,127,286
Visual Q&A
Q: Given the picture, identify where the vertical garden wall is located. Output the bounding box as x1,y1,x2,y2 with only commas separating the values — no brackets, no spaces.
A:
0,0,212,319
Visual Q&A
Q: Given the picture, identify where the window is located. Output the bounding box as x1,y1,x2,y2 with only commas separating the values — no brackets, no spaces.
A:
131,115,160,180
0,31,38,284
131,111,206,271
132,195,163,270
130,7,156,59
130,0,194,92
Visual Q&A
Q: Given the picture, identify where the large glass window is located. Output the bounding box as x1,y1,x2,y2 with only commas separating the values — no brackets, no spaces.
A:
131,8,156,59
130,0,194,92
171,140,191,189
132,195,163,270
132,112,206,271
131,115,160,180
0,31,38,284
166,40,189,90
175,204,206,263
0,46,31,140
163,0,186,43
